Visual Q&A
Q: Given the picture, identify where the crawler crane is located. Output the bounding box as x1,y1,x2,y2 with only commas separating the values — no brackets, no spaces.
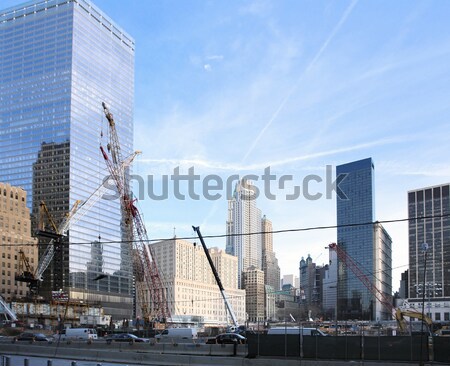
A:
328,242,433,334
100,102,170,323
192,226,239,332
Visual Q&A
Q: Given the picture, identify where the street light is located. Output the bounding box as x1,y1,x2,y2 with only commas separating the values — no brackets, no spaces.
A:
419,242,429,366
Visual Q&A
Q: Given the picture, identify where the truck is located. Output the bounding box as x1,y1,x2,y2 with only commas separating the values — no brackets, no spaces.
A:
267,327,327,336
56,328,98,341
155,327,198,340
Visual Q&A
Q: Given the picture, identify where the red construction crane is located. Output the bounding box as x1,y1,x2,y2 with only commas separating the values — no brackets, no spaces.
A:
328,242,432,333
100,102,170,323
328,242,394,317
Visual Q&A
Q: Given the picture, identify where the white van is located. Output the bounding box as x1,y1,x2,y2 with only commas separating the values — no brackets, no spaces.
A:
267,327,327,336
155,328,198,340
56,328,98,340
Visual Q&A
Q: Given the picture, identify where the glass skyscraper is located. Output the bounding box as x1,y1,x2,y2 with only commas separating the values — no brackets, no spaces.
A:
0,0,134,319
336,158,392,321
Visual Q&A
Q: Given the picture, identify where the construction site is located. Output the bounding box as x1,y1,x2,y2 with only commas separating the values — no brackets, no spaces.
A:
0,104,445,341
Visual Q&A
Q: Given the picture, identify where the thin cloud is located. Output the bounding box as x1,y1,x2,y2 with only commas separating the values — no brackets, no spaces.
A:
242,0,359,162
138,135,405,172
206,55,224,61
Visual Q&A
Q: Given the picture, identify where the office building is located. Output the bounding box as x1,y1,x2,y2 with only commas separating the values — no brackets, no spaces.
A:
336,158,392,320
373,222,393,319
299,255,316,305
226,179,262,288
399,270,409,300
150,239,246,326
0,183,38,301
242,266,265,323
281,274,299,290
0,0,134,319
322,249,338,319
299,255,327,318
265,284,277,321
407,183,450,321
261,216,280,292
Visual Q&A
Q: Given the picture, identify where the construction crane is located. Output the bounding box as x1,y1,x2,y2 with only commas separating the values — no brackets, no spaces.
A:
192,226,239,332
0,295,18,322
100,102,170,323
15,185,109,294
328,242,432,334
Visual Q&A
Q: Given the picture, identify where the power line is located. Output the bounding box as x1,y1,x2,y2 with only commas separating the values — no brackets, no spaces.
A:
1,212,448,247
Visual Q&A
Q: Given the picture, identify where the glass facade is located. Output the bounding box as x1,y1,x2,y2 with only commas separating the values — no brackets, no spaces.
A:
408,184,450,300
0,0,134,319
336,158,376,320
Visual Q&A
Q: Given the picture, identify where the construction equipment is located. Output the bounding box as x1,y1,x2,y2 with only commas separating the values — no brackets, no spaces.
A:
395,308,433,334
37,200,59,233
192,226,239,332
0,294,18,322
15,185,109,294
100,102,170,323
328,242,432,334
15,250,36,288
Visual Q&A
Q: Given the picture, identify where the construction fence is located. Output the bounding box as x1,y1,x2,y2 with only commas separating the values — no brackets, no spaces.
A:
247,334,450,363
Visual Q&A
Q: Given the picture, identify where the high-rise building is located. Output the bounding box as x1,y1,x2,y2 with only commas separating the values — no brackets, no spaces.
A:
322,249,338,320
0,183,38,302
299,255,315,305
373,222,392,318
226,179,262,288
242,266,265,323
336,158,392,321
299,254,327,317
0,0,134,319
264,284,277,321
261,216,280,292
407,183,450,321
149,239,246,325
281,274,299,290
399,270,409,300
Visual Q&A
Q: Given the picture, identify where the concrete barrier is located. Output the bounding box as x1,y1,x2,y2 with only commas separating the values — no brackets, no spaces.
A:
0,341,430,366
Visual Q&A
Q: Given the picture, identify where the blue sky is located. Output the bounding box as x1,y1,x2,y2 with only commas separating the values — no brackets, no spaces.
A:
4,0,450,289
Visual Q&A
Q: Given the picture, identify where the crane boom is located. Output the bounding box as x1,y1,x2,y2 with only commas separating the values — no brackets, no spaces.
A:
192,226,239,330
0,295,17,322
328,242,432,333
16,184,110,293
328,242,394,316
100,102,170,322
34,200,80,281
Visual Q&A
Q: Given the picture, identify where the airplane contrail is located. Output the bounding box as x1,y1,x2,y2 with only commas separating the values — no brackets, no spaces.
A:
242,0,359,163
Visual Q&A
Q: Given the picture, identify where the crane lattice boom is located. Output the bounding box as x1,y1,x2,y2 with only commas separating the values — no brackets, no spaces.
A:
328,242,394,317
100,102,169,321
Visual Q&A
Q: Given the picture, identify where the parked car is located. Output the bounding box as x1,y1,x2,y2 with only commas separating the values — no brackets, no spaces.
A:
105,333,149,344
13,332,52,343
206,333,247,344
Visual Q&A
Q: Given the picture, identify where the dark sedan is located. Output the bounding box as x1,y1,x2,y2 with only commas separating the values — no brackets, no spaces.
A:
206,333,247,344
14,332,52,343
105,333,149,344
